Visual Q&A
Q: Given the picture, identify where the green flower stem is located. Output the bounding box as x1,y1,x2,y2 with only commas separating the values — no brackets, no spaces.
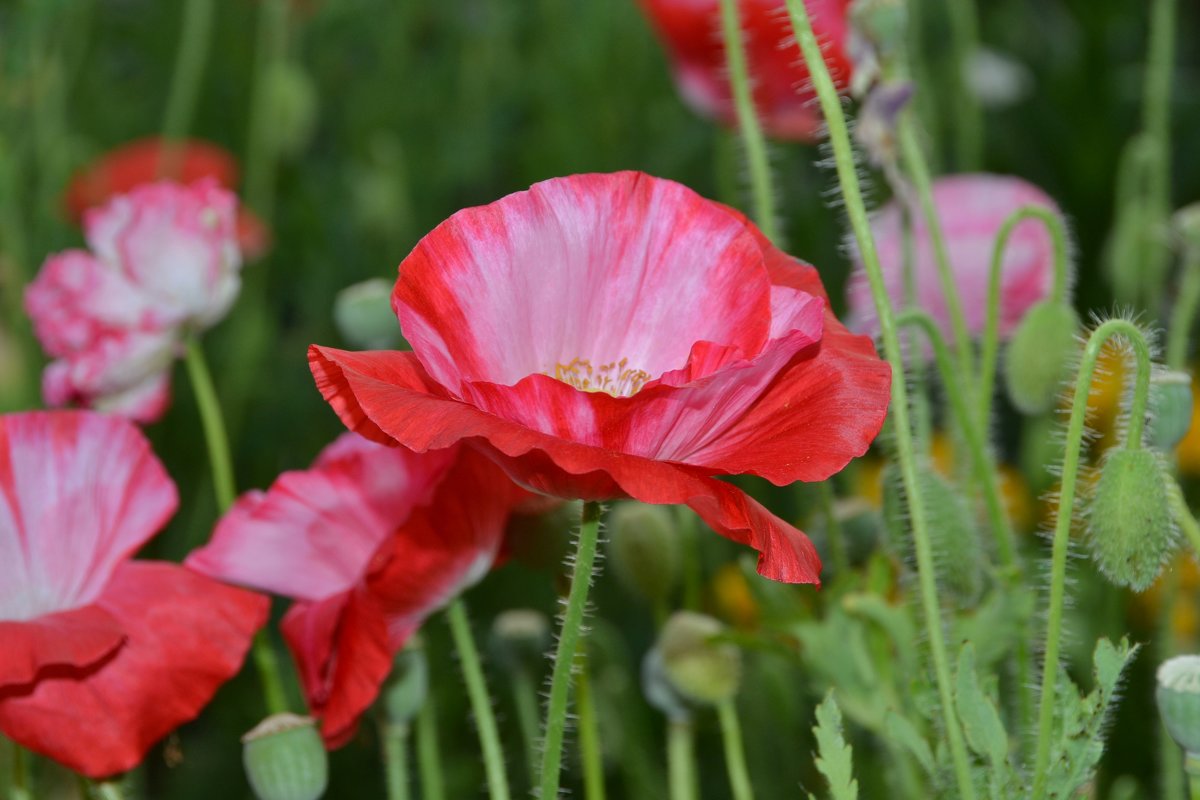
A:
576,651,606,800
817,481,848,577
416,697,447,800
160,0,214,145
244,0,288,220
716,700,754,800
511,667,541,790
945,0,983,170
898,118,977,395
1157,564,1186,800
383,722,412,800
251,629,289,715
445,599,511,800
717,0,779,244
784,4,978,798
7,738,31,800
1169,477,1200,559
1031,319,1153,797
675,507,702,611
978,206,1072,427
902,206,934,453
667,719,697,800
1191,773,1200,800
540,500,604,799
1167,248,1200,369
90,780,128,800
1142,0,1177,310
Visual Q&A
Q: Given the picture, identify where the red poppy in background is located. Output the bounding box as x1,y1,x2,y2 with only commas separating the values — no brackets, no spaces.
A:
64,137,270,260
187,434,530,746
637,0,853,140
0,411,267,778
310,172,891,585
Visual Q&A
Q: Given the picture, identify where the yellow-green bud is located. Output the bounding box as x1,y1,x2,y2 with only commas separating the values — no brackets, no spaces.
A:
490,609,551,672
242,713,328,800
380,641,428,726
1149,371,1194,452
333,278,404,350
1086,447,1175,592
607,502,680,606
657,611,741,706
1157,655,1200,756
1005,300,1081,414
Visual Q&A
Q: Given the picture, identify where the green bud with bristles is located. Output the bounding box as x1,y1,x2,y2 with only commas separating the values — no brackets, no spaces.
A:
333,278,405,351
1086,447,1174,592
1157,655,1200,757
1148,371,1194,453
657,611,741,706
1004,300,1081,414
242,713,328,800
379,640,428,727
607,502,680,606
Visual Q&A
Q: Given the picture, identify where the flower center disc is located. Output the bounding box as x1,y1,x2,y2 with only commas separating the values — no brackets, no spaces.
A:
552,357,651,397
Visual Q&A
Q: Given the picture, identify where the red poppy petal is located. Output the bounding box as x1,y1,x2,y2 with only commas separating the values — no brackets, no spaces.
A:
0,562,268,778
0,606,125,689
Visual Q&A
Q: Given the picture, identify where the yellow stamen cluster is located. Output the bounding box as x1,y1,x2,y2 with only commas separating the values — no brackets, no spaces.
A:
552,357,651,397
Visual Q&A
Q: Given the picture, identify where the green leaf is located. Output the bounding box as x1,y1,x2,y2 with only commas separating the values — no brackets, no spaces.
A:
954,642,1009,767
884,709,935,777
812,692,859,800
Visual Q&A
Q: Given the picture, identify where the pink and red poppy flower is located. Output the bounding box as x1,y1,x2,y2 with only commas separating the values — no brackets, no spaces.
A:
637,0,853,140
64,137,271,260
846,173,1066,345
26,179,243,422
186,434,531,746
309,171,891,585
0,411,268,779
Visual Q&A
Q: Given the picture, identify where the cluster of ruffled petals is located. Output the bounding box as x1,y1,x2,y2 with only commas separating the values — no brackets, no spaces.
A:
187,434,533,746
846,173,1065,344
0,411,267,778
309,171,891,586
637,0,853,140
25,179,243,422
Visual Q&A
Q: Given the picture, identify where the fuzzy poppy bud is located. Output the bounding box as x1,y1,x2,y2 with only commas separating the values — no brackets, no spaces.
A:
607,502,680,606
333,278,405,350
657,611,741,706
1086,447,1175,592
380,641,428,727
1149,371,1194,453
1005,300,1081,414
242,713,328,800
1157,655,1200,757
490,609,552,673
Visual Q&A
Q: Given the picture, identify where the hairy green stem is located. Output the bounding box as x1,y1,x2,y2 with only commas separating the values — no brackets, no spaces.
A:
979,206,1072,426
540,500,603,799
667,719,697,800
576,652,606,800
1167,249,1200,369
945,0,983,169
717,700,754,800
416,698,446,800
446,599,510,800
1031,319,1154,797
717,0,779,243
160,0,214,144
784,3,978,797
383,722,412,800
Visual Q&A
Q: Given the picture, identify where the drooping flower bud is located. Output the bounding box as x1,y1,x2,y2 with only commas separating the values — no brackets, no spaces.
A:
380,640,428,727
656,611,741,706
1005,300,1081,414
607,502,680,606
333,278,405,350
490,609,552,673
1157,655,1200,757
1149,371,1195,453
242,713,328,800
1086,447,1175,592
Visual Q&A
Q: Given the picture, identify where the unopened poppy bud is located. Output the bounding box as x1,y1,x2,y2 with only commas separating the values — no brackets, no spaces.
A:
333,278,405,350
1005,300,1081,414
607,502,680,606
641,646,692,723
1149,371,1194,452
657,611,741,706
380,641,428,727
1157,655,1200,757
242,713,328,800
266,61,318,159
1086,447,1175,592
490,609,552,672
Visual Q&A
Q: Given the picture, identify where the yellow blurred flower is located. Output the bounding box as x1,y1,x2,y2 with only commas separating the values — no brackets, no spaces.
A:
711,562,759,629
1175,369,1200,475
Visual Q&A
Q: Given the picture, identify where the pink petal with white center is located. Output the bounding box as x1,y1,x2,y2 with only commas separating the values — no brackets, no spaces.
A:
394,172,773,392
847,173,1064,343
186,435,458,602
0,412,177,622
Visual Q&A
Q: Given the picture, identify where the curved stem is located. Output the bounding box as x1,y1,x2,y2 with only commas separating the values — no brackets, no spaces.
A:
383,722,412,800
667,719,697,800
979,206,1072,426
183,338,236,512
784,4,978,798
717,0,779,244
416,697,447,800
576,652,606,800
1031,319,1154,797
717,700,754,800
446,599,511,800
1168,248,1200,369
540,500,603,799
160,0,214,146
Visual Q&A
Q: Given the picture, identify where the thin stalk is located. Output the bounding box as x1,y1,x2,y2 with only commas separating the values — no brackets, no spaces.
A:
383,722,412,800
160,0,215,145
9,740,31,800
511,668,541,790
902,204,934,453
90,780,128,800
676,507,702,611
183,337,236,512
1142,0,1177,311
945,0,983,169
667,719,697,800
717,0,779,243
1167,248,1200,369
818,481,848,577
576,652,606,800
1031,319,1154,797
1158,565,1186,800
1169,477,1200,560
979,206,1072,427
251,629,289,714
416,698,447,800
540,501,604,799
784,4,978,798
717,700,754,800
445,599,510,800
